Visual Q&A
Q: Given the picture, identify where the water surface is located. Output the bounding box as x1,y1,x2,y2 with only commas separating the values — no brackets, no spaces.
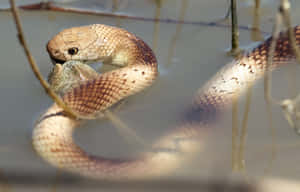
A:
1,0,300,190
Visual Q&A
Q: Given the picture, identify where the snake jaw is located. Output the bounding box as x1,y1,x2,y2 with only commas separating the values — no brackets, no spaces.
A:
49,55,66,65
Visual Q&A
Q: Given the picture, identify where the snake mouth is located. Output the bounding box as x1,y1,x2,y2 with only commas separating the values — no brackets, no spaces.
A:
49,55,66,65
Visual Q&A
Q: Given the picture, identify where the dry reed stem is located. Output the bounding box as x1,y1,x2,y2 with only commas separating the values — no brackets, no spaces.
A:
50,170,61,192
232,94,239,171
231,84,253,173
237,83,253,170
112,0,121,27
152,0,162,52
112,0,119,12
166,0,188,66
251,0,263,41
9,0,77,119
262,10,282,178
104,110,148,148
264,14,282,105
224,0,231,20
228,0,242,56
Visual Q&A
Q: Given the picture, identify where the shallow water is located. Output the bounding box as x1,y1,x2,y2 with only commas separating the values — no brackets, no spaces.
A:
1,0,300,190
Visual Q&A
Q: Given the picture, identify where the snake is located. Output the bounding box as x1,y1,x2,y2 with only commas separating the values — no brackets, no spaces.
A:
32,24,299,180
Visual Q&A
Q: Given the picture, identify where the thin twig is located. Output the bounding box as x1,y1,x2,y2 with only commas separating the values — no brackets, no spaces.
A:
262,1,285,176
103,110,148,148
166,0,188,66
213,0,231,23
238,83,253,170
9,0,77,118
232,94,239,171
224,0,231,20
264,13,282,105
228,0,242,56
112,0,119,12
152,0,162,52
112,0,121,27
50,170,61,192
251,0,263,41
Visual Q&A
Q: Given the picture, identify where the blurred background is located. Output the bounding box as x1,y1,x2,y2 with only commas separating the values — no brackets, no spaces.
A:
1,0,300,191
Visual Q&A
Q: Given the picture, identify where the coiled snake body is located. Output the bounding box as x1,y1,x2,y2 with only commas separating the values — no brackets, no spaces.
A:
33,24,299,180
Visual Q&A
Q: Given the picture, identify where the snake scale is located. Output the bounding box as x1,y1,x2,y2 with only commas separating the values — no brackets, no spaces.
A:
33,24,299,180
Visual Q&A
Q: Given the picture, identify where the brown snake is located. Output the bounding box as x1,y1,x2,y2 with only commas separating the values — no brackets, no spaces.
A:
33,24,299,180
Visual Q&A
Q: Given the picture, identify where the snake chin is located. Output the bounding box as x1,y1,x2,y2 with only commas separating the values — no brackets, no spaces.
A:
50,55,66,65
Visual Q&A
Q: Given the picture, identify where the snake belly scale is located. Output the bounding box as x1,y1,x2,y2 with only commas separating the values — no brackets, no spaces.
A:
33,24,299,180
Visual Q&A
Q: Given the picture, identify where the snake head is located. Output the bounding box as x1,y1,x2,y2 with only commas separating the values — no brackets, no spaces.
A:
46,25,100,64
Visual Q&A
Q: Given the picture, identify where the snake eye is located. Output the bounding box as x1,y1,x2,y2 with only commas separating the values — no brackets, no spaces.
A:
68,47,79,55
